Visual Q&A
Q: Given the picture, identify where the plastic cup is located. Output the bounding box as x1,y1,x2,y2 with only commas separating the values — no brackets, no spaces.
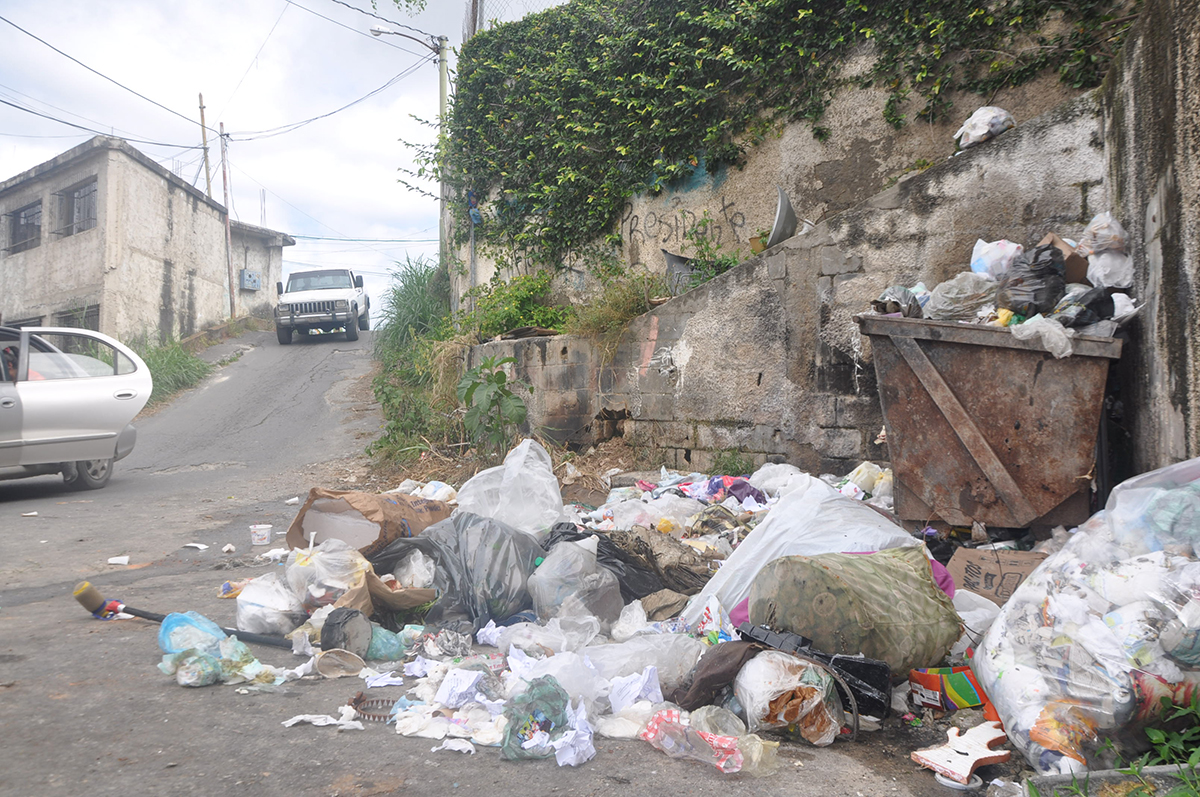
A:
250,524,272,546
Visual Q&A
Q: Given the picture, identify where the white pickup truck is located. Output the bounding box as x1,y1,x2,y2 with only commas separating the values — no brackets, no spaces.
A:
273,268,370,344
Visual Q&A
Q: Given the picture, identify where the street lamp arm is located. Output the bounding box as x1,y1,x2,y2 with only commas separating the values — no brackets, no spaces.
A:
370,24,439,53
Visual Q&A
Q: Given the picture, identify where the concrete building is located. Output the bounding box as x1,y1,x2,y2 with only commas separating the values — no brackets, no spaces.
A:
0,136,293,342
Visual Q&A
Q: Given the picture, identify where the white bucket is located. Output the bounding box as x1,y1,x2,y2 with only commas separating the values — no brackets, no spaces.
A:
250,524,272,546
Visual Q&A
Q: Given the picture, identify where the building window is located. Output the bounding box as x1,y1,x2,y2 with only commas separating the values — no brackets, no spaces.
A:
7,201,42,254
54,304,100,332
3,316,44,328
59,179,97,237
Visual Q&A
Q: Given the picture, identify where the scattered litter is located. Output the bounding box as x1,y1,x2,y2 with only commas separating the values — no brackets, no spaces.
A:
222,544,235,553
184,542,209,551
285,496,300,505
282,705,364,731
431,739,476,754
21,511,37,517
910,721,1010,784
107,555,130,565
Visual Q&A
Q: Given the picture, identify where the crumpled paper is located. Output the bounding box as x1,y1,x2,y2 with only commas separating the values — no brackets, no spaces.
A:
282,704,364,731
608,666,663,714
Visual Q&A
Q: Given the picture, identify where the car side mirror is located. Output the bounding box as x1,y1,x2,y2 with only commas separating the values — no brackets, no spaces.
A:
354,275,364,289
276,281,284,295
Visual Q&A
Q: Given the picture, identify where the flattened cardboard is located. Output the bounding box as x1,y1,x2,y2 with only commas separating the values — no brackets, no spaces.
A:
285,488,453,559
1038,233,1090,285
946,548,1047,606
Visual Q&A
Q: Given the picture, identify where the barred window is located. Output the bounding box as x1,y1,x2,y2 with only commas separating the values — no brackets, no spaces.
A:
61,180,97,236
8,202,41,254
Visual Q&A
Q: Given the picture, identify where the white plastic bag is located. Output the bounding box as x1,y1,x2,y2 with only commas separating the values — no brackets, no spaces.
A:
749,462,803,497
612,600,650,642
236,572,308,636
1010,314,1076,358
681,474,918,626
1076,211,1128,256
583,634,706,690
949,589,1001,664
454,439,563,540
609,494,706,533
394,549,436,589
733,651,844,745
497,615,601,655
971,239,1024,280
1087,251,1133,289
285,538,370,613
954,106,1015,148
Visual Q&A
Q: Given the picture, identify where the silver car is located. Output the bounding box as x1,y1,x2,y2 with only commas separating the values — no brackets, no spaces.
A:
0,326,152,490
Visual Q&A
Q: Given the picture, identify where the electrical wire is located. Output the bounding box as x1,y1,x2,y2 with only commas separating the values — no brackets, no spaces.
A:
218,2,291,121
281,0,432,58
292,234,436,242
321,0,436,38
0,98,203,149
0,81,148,141
0,14,216,136
225,58,428,140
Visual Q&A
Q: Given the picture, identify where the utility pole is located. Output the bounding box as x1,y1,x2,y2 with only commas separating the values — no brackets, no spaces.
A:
198,93,213,199
219,123,237,319
437,35,449,274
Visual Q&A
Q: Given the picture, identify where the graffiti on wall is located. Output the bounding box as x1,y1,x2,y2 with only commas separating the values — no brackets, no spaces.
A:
621,195,746,266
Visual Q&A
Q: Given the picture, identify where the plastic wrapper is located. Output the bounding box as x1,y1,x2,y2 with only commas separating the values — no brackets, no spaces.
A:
1010,314,1076,359
972,456,1200,776
748,546,961,675
609,495,706,533
366,624,410,661
749,462,804,498
1046,285,1113,329
1076,211,1129,256
612,600,650,642
682,474,918,627
370,512,544,631
543,523,664,602
394,550,436,589
871,286,923,318
971,239,1024,280
997,244,1067,318
640,708,750,773
733,651,844,745
583,634,707,691
954,106,1015,148
286,538,370,613
690,705,747,737
528,539,624,627
454,439,563,540
236,572,308,636
925,272,998,321
498,615,601,656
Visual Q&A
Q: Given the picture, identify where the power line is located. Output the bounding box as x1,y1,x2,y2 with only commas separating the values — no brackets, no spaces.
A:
0,98,202,149
281,0,431,58
293,234,436,242
226,58,428,140
0,14,215,135
217,2,291,122
321,0,436,38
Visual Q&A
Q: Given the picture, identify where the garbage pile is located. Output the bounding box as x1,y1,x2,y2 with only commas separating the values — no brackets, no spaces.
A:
142,436,1200,785
870,212,1138,358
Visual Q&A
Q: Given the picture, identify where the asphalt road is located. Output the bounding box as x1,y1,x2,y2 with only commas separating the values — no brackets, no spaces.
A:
0,328,1005,796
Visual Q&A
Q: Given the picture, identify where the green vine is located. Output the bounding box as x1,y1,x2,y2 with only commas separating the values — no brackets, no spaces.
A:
410,0,1137,272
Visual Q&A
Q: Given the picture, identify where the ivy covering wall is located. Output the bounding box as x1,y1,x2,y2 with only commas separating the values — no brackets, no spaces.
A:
425,0,1136,270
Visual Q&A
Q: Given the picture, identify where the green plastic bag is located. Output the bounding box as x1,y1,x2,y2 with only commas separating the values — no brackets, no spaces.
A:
501,675,571,760
748,546,961,675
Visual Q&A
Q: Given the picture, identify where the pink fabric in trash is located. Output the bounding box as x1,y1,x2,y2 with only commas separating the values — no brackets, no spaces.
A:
930,558,955,599
730,596,750,628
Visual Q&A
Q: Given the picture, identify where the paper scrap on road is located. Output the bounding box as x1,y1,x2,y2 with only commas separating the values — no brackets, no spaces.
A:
363,670,404,688
431,739,476,754
285,496,300,505
21,512,37,517
184,543,209,550
222,544,235,553
282,705,363,731
107,555,130,565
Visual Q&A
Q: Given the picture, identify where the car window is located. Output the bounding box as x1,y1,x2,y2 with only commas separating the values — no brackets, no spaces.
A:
24,332,135,381
286,271,352,291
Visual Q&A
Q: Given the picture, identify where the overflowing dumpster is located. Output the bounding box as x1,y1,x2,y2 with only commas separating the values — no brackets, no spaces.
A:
855,315,1122,528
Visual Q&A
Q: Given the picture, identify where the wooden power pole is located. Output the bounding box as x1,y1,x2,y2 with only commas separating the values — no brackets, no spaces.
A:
198,94,213,198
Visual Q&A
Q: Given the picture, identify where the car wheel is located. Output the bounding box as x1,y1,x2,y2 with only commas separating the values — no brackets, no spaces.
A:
358,307,370,331
64,458,113,490
276,325,293,345
345,307,360,341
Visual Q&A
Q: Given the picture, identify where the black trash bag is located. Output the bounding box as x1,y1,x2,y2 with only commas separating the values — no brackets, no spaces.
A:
543,522,665,603
321,607,373,659
1047,285,1115,328
997,244,1067,317
369,512,543,633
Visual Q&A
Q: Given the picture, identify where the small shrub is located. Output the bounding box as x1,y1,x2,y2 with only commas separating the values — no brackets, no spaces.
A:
128,336,213,406
710,449,756,477
457,355,531,457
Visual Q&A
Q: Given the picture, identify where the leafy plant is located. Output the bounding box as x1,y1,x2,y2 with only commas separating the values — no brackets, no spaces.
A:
682,211,743,288
411,0,1137,271
711,449,757,477
459,271,571,340
566,267,669,362
1146,694,1200,767
457,355,531,457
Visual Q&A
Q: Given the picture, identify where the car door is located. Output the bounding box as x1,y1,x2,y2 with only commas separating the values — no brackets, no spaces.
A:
0,355,21,467
15,328,152,465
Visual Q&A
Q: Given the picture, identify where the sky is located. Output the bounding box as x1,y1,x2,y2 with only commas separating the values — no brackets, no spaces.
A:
0,0,562,318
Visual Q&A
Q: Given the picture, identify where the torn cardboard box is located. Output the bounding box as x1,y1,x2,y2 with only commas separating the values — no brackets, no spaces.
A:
946,548,1047,606
286,488,453,560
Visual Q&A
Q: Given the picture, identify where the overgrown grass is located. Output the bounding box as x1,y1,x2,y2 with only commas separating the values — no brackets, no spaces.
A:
565,270,669,362
129,336,213,406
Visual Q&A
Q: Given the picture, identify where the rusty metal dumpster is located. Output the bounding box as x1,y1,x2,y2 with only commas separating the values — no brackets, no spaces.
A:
855,315,1123,528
